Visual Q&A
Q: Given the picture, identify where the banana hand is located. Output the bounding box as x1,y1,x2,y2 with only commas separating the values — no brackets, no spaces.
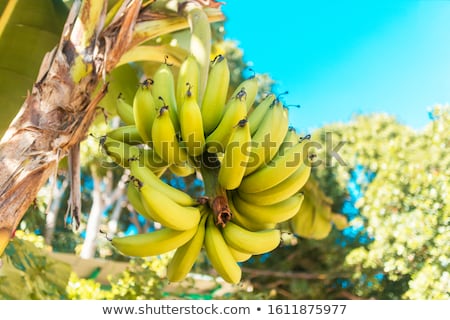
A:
222,221,280,255
205,89,248,153
239,138,309,193
238,162,311,205
176,54,200,107
111,226,197,257
232,192,304,225
152,105,189,165
201,55,230,134
116,94,135,125
166,210,208,282
204,215,242,284
179,85,205,157
244,99,289,176
152,62,180,132
133,80,157,144
129,159,196,206
218,119,251,190
106,125,143,145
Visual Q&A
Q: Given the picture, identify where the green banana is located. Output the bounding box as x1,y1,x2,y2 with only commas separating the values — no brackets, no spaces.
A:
310,201,333,240
205,89,248,153
139,182,201,231
106,125,143,145
116,94,135,125
232,192,304,225
179,85,205,157
168,162,196,177
142,148,169,172
111,226,197,257
176,54,200,107
133,80,157,144
238,138,309,193
101,136,141,168
218,119,251,190
229,76,258,111
238,162,311,205
244,99,289,176
166,211,208,282
290,193,315,238
331,213,349,230
152,62,180,132
278,126,301,154
247,93,276,135
126,181,154,221
227,193,276,231
228,246,252,263
152,105,189,165
204,215,242,284
129,159,196,207
222,221,280,255
201,54,230,134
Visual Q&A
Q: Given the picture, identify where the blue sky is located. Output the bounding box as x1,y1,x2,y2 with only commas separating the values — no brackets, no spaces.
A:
222,1,450,133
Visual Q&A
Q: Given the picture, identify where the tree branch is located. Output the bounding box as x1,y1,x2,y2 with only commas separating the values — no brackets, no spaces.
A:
241,267,350,280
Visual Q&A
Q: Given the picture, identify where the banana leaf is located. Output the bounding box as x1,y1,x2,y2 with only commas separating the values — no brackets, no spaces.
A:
0,0,68,135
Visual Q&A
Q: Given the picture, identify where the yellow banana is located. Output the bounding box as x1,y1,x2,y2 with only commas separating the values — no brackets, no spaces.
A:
310,202,333,240
152,62,180,132
238,162,311,205
106,125,143,145
232,192,304,225
218,119,251,190
227,193,276,231
176,54,200,107
201,54,230,134
126,181,154,221
331,213,349,230
133,80,157,144
179,85,205,157
111,226,197,257
290,193,315,238
229,76,258,111
116,94,135,125
152,106,189,165
166,211,208,282
228,246,252,262
278,126,300,154
129,159,196,207
168,162,196,177
139,182,200,231
247,93,276,135
142,148,169,173
222,221,281,255
101,137,140,168
205,89,248,153
204,215,242,284
238,138,309,193
244,100,289,176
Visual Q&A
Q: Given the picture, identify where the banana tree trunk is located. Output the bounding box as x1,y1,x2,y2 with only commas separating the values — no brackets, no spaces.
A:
0,0,141,254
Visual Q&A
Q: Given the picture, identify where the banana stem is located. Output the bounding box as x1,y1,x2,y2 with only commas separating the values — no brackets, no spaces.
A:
199,152,231,227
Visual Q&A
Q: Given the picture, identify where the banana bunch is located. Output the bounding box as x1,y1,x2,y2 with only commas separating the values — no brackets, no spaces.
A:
100,7,322,284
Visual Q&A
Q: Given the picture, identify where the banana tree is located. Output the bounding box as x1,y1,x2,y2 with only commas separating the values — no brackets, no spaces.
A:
0,0,224,255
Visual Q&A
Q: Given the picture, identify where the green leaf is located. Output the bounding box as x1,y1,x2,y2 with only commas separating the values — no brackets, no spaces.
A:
0,0,68,135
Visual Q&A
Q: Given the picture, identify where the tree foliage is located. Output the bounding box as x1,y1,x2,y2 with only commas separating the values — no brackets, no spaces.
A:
311,106,450,299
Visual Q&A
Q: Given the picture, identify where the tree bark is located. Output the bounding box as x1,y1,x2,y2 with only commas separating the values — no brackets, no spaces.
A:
0,0,224,255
